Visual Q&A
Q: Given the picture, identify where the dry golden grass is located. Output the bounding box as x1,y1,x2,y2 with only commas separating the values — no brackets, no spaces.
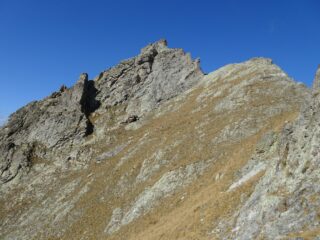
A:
286,227,320,239
1,65,304,240
54,72,301,239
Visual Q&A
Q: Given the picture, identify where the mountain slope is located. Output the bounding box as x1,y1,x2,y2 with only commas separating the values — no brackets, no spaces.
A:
0,41,318,240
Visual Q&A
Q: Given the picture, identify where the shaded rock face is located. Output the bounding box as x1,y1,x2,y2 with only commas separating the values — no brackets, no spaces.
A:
0,40,319,240
0,73,99,183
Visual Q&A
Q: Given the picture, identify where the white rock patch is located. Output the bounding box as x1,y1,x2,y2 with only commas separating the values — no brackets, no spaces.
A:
228,162,266,191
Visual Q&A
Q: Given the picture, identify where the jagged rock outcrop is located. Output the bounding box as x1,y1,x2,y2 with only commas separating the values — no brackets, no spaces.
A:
312,65,320,90
0,73,100,184
91,39,203,138
0,40,319,240
0,40,202,186
94,39,202,116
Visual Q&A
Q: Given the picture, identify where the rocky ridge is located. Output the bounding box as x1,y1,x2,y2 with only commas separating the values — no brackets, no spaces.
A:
228,66,320,239
0,40,319,239
0,39,202,184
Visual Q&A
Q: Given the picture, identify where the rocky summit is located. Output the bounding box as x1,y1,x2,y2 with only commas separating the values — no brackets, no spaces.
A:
0,40,319,240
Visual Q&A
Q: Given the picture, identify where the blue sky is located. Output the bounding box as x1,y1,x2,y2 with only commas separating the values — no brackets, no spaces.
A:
0,0,319,119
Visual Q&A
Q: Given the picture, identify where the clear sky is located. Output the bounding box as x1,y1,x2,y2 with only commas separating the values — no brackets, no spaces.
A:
0,0,319,120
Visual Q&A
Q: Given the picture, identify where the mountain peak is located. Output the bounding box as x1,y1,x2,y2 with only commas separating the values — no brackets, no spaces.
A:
94,39,203,117
247,57,273,65
0,41,318,240
312,64,320,90
140,39,168,54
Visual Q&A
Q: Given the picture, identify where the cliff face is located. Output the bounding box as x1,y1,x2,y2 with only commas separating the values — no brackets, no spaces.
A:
0,73,97,184
0,41,319,239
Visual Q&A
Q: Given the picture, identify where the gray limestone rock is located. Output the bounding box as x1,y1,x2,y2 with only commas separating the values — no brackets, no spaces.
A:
0,40,203,186
229,66,320,240
1,40,318,240
94,39,203,117
0,73,99,184
0,142,33,183
312,65,320,90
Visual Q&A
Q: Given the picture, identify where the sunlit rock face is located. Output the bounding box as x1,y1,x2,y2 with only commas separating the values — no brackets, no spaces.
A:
228,67,320,240
1,40,319,240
